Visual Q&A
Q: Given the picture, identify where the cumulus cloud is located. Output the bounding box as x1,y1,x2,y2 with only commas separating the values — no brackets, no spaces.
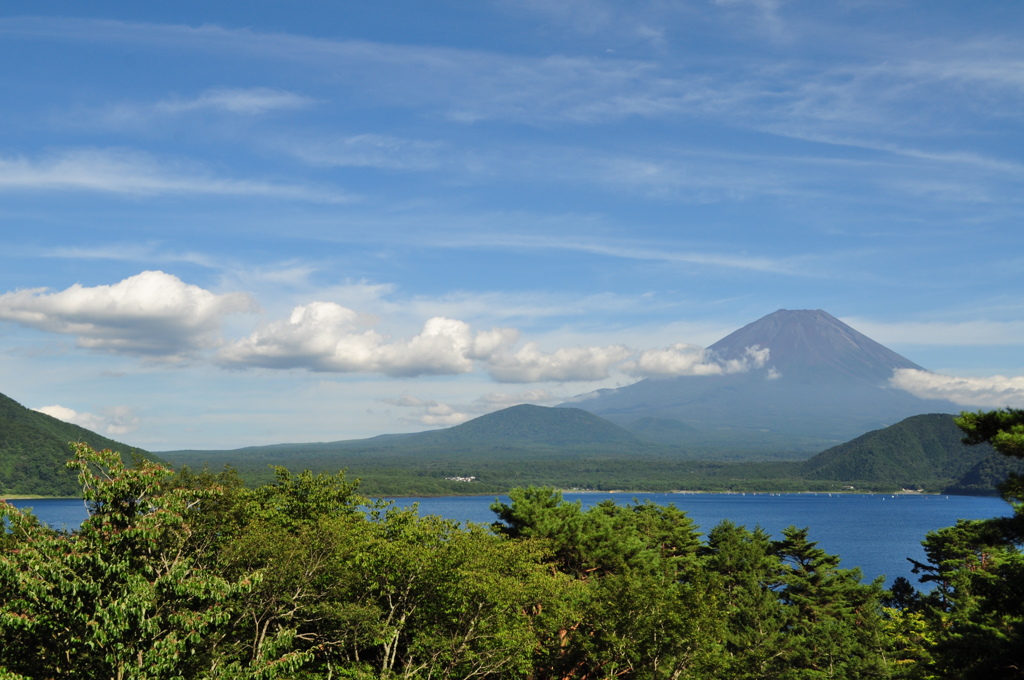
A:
383,396,471,427
35,404,141,436
486,342,633,383
891,368,1024,408
621,343,769,377
218,301,519,377
0,271,255,358
385,388,561,427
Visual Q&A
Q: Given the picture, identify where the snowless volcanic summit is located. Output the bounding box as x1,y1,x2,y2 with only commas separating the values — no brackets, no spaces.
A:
568,309,960,456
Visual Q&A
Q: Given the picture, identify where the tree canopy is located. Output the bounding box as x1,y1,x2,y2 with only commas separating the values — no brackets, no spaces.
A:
2,427,1024,678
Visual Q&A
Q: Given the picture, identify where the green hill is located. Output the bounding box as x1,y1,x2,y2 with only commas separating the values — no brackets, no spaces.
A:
798,413,1018,493
0,392,159,497
162,405,666,494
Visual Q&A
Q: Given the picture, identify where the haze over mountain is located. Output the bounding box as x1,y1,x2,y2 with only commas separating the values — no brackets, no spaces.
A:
569,309,961,454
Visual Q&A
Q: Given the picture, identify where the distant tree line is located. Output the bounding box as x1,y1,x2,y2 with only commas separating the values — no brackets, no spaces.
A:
0,408,1022,679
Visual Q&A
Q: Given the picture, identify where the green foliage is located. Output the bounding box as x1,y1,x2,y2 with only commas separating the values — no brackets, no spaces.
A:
774,526,892,678
9,435,1024,680
491,488,901,680
909,520,1024,679
0,444,282,679
703,521,791,678
493,487,726,679
892,409,1024,679
0,391,164,497
956,408,1024,459
1,446,580,679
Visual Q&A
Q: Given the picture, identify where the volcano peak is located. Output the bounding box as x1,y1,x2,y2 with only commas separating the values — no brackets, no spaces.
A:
708,309,924,384
567,309,955,455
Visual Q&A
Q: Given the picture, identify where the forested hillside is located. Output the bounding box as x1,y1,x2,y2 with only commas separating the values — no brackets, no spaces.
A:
799,413,1024,493
0,392,160,496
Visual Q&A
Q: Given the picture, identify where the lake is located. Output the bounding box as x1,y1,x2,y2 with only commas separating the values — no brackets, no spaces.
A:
7,492,1010,586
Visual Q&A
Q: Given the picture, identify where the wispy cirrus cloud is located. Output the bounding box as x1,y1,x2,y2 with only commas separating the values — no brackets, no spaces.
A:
154,87,313,116
44,242,221,269
0,148,351,201
4,15,1023,135
448,231,809,275
88,87,315,128
281,133,444,170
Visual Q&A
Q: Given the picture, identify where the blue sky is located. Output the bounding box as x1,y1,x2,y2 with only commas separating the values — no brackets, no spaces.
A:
1,1,1022,450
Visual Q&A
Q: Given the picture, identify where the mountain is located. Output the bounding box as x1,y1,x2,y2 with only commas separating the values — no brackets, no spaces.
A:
0,391,159,497
163,406,1020,496
569,309,962,456
163,404,658,493
166,405,645,462
797,413,1018,492
408,404,642,447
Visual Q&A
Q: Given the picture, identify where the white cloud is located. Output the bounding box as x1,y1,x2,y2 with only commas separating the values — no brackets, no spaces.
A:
385,388,561,427
384,396,470,427
0,270,255,358
474,388,560,408
714,0,787,38
622,343,769,377
891,368,1024,408
497,0,666,44
8,15,1024,137
0,18,724,125
92,87,314,128
35,404,141,436
486,342,633,383
218,302,519,377
0,148,349,202
284,133,444,170
460,231,808,275
154,87,313,116
45,242,219,269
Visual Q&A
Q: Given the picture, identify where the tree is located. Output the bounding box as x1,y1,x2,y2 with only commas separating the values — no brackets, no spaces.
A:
702,521,791,679
0,444,309,679
491,488,724,679
773,526,893,679
956,408,1024,506
901,409,1024,679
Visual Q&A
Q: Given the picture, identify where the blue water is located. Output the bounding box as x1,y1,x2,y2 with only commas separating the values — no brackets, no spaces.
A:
6,498,88,532
387,492,1010,586
7,493,1010,586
